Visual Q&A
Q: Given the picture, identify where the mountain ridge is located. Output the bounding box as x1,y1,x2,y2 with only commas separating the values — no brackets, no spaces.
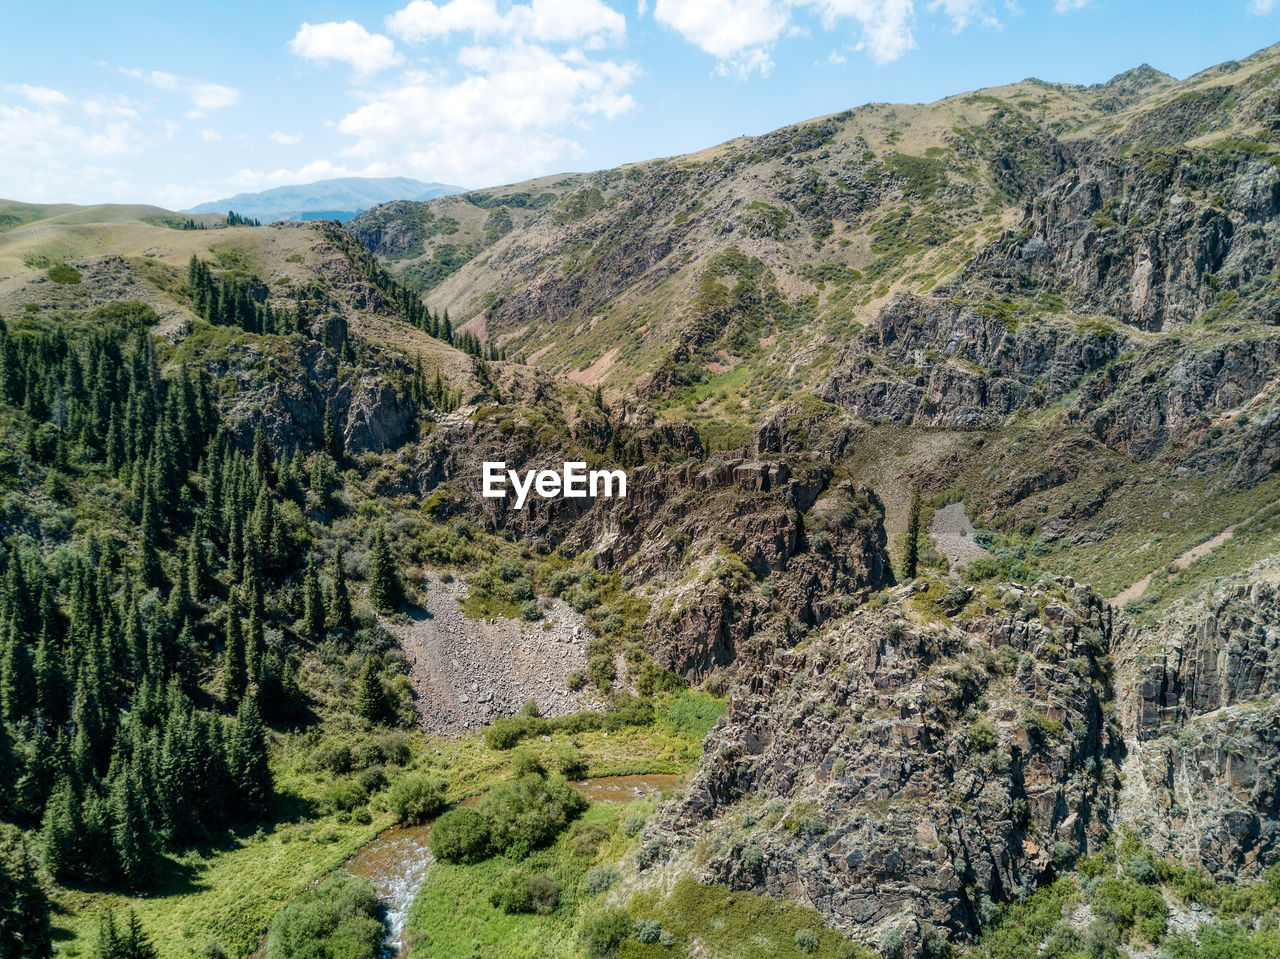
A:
184,175,466,223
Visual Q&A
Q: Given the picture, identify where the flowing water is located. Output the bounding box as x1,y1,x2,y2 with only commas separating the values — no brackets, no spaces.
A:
337,773,677,958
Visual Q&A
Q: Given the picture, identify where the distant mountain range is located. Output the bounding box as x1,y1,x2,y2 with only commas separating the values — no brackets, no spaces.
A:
184,176,465,223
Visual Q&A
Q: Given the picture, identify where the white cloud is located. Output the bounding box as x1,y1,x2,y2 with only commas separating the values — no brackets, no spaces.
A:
928,0,999,29
654,0,920,72
7,84,71,108
386,0,626,46
290,21,403,74
200,128,222,142
330,41,636,186
269,130,303,144
653,0,790,75
652,0,1018,71
0,91,149,202
1052,0,1089,10
1249,0,1274,13
121,69,240,110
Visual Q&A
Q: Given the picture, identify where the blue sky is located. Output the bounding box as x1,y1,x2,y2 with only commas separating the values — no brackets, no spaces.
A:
1,0,1277,209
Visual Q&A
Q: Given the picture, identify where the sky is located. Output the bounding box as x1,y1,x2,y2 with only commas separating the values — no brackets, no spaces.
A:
1,0,1278,210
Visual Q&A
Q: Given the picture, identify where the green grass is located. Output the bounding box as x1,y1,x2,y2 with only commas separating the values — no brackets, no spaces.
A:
51,810,391,959
622,878,870,959
408,802,640,959
46,692,709,959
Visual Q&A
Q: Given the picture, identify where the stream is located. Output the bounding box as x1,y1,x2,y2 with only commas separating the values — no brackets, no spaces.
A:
342,774,677,958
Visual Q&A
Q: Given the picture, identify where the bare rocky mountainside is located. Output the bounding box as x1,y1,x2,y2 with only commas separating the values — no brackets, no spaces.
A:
342,42,1280,956
4,40,1280,959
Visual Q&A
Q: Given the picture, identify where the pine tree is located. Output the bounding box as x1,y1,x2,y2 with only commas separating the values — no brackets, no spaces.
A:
366,526,403,613
108,761,157,888
227,697,270,818
251,420,272,484
903,486,922,580
0,717,13,816
0,625,35,725
309,453,334,511
0,828,54,959
354,656,387,723
185,529,205,605
327,552,352,630
322,398,343,461
301,558,325,639
40,777,81,882
92,910,122,959
138,492,162,587
121,911,157,959
34,632,69,726
222,600,247,710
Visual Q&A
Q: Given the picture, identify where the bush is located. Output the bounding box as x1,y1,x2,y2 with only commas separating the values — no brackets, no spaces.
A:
882,929,904,959
485,716,534,749
479,772,588,858
1126,855,1157,885
47,264,82,284
489,869,560,915
552,744,587,779
795,927,820,953
637,920,663,944
267,872,383,959
968,719,997,753
429,808,491,864
583,865,619,896
510,749,547,778
385,774,447,826
568,820,611,857
319,779,368,814
580,909,632,959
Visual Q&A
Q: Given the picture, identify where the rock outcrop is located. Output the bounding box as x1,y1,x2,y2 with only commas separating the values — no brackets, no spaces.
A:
1115,558,1280,875
646,579,1120,953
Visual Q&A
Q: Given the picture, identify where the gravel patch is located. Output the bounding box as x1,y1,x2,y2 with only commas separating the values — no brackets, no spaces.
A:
387,575,595,735
929,501,990,569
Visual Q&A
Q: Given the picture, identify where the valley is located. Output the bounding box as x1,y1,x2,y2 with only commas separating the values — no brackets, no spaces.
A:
2,38,1280,959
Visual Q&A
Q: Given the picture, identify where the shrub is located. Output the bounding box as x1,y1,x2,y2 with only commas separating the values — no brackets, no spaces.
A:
429,808,491,864
489,869,560,915
47,264,82,284
583,865,619,896
1127,855,1157,885
580,909,632,959
510,749,547,778
319,779,368,814
385,774,447,826
637,920,663,944
552,744,587,779
485,716,533,749
882,929,904,959
741,842,764,877
267,872,383,959
479,772,587,858
795,928,820,953
968,719,998,753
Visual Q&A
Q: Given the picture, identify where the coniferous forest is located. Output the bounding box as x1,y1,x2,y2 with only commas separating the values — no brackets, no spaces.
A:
0,296,413,958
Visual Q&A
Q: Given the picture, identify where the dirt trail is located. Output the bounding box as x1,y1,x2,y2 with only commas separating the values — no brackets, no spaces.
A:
928,501,990,569
1110,520,1245,608
386,575,594,734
